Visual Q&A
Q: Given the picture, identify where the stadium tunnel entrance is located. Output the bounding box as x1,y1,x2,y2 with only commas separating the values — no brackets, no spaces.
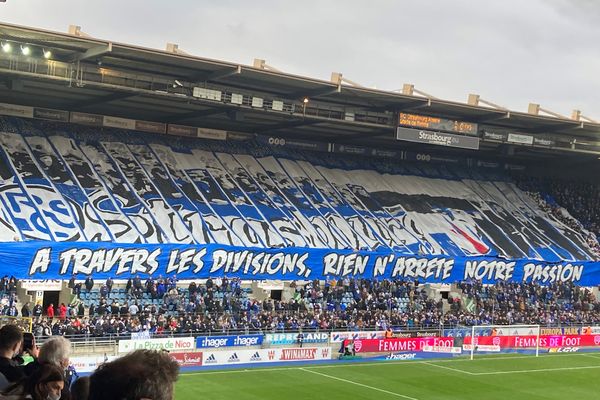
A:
42,290,59,312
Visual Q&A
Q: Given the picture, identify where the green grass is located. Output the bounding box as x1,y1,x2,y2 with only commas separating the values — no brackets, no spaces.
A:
175,353,600,399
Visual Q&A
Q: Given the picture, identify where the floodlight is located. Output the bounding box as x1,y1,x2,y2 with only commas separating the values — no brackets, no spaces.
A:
1,42,11,53
303,97,309,104
43,49,52,59
20,45,30,56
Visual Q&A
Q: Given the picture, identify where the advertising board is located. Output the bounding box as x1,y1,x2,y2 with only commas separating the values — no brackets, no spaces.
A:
464,335,600,348
196,335,264,349
266,333,329,345
170,351,203,367
331,331,384,343
118,337,195,353
344,337,455,353
70,355,118,373
202,347,331,366
396,127,480,150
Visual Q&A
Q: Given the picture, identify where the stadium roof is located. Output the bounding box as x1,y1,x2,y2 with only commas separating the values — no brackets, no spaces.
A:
1,21,600,161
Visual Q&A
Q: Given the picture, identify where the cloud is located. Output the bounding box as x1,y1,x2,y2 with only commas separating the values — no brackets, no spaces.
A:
544,0,600,25
1,0,600,115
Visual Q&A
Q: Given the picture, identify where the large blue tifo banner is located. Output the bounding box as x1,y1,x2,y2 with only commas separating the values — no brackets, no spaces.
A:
4,241,600,285
0,118,599,285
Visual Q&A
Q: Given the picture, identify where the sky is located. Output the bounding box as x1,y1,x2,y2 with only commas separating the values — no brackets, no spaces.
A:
2,0,600,117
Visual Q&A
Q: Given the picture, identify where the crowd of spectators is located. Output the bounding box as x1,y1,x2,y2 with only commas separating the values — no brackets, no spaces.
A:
27,278,449,338
545,180,600,235
1,276,598,399
0,277,19,319
450,280,600,326
514,175,600,257
0,324,178,400
25,277,600,340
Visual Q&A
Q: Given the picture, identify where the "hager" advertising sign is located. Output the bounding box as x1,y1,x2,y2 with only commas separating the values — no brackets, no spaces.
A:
196,335,263,349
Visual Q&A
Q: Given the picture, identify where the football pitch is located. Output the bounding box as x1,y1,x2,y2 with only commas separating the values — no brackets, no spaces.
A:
175,353,600,399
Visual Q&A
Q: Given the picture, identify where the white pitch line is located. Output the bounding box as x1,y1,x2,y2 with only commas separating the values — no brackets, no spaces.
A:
181,367,295,376
300,367,419,400
582,353,600,361
180,352,600,377
421,361,475,375
474,365,600,375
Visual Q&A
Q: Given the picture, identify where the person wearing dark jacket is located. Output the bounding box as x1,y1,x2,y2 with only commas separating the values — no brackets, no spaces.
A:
2,363,64,400
20,303,30,318
125,278,132,295
0,325,25,385
105,277,113,298
24,336,72,400
32,304,42,318
3,363,64,400
84,276,94,293
88,350,179,400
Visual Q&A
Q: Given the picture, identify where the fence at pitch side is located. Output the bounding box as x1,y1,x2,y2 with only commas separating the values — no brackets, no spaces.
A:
344,332,600,358
110,334,331,369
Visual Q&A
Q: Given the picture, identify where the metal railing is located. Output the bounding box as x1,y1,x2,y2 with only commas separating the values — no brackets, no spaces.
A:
31,322,596,343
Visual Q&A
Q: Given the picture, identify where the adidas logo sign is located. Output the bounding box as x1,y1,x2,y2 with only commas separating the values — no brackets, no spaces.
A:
205,354,217,364
228,353,240,363
250,352,261,362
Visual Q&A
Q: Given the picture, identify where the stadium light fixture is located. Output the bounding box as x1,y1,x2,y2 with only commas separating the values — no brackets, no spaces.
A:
230,93,243,105
251,97,264,108
20,45,31,56
43,49,52,59
271,100,284,111
1,42,11,53
302,97,309,116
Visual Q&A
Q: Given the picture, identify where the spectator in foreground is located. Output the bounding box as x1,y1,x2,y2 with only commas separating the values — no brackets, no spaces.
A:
0,325,24,384
24,336,72,399
70,377,89,400
88,350,179,400
2,363,64,400
37,336,72,373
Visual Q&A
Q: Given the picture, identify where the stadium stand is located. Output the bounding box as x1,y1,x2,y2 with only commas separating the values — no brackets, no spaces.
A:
2,19,600,400
24,278,600,340
514,175,600,255
0,116,597,340
0,117,596,262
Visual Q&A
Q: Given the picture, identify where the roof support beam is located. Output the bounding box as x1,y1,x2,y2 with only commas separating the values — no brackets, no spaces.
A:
190,65,242,83
258,119,322,134
72,43,113,62
528,122,582,134
1,78,23,91
398,98,432,110
326,127,394,142
473,111,511,123
66,92,136,110
286,85,342,101
370,99,429,113
160,107,227,123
